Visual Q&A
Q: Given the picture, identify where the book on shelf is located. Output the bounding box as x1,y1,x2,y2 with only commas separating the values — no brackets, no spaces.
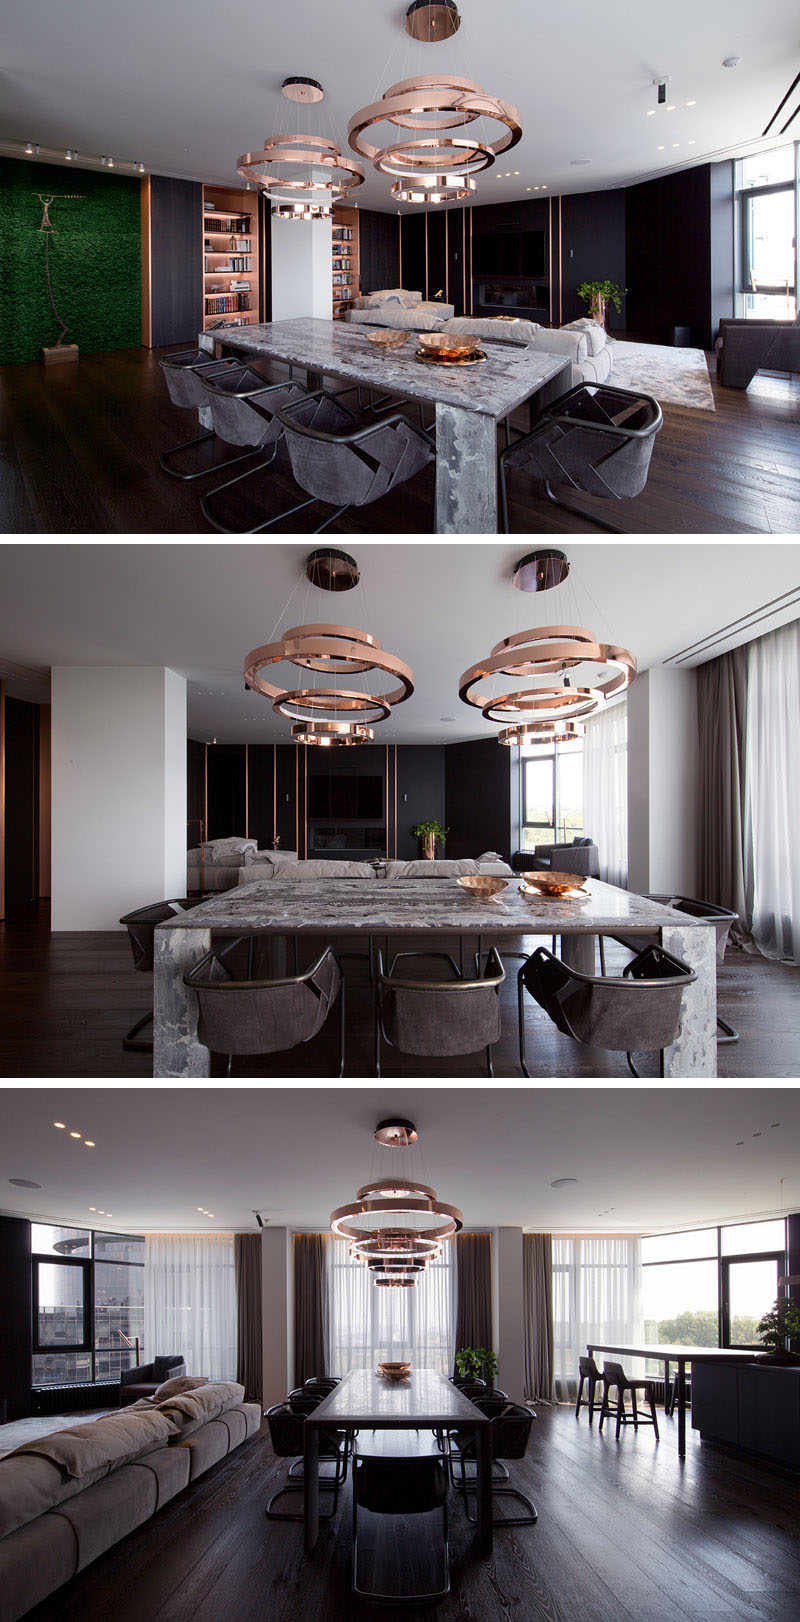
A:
205,292,252,314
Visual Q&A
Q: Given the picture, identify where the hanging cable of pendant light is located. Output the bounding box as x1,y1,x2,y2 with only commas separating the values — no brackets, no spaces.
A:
238,78,364,221
330,1119,461,1287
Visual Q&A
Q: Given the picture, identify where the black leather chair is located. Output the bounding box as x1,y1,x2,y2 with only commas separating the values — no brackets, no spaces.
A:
265,1402,347,1521
120,1355,184,1404
518,942,696,1078
119,898,202,1052
184,940,344,1077
375,947,505,1077
450,1403,538,1527
499,382,662,533
352,1446,450,1602
575,1355,605,1423
599,1361,659,1441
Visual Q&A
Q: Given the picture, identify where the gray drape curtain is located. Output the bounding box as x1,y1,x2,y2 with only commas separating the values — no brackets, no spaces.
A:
234,1233,262,1404
454,1233,493,1361
523,1233,554,1403
697,644,748,929
294,1233,327,1387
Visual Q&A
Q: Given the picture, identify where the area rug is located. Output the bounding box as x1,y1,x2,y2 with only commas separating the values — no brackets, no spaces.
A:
608,339,715,411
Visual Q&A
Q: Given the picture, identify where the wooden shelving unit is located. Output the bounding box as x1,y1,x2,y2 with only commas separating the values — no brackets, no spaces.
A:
332,205,360,320
202,183,260,331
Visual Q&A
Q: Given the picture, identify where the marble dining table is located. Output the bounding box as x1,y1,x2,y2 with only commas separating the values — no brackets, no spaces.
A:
152,876,717,1077
197,317,571,532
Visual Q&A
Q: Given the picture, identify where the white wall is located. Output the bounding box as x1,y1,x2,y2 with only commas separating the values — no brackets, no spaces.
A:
262,1226,290,1409
51,666,186,930
270,213,333,321
627,667,699,895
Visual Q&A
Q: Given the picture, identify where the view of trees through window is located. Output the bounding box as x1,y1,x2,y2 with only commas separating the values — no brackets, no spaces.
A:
520,741,583,851
738,144,798,321
642,1219,785,1354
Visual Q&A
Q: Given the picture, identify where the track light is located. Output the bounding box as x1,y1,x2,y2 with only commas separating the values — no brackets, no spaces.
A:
25,141,34,155
65,148,74,160
137,162,145,173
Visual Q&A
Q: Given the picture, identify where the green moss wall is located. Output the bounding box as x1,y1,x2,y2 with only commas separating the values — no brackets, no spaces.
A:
0,157,141,364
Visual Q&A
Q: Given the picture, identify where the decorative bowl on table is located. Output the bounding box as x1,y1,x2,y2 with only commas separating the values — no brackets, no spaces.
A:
378,1361,412,1382
518,870,588,898
365,328,408,350
416,331,481,362
457,875,509,900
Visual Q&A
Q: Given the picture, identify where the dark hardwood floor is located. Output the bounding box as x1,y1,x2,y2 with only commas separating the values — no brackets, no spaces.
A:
1,343,798,535
24,1406,800,1622
1,902,798,1079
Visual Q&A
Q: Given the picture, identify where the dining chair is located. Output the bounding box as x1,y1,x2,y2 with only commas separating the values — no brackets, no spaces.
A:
517,942,696,1078
498,381,663,533
183,939,345,1076
351,1445,450,1602
575,1355,606,1424
158,347,262,480
119,898,202,1052
264,1402,348,1521
272,388,436,533
374,947,506,1077
450,1404,538,1528
610,894,740,1044
599,1361,660,1441
198,366,308,531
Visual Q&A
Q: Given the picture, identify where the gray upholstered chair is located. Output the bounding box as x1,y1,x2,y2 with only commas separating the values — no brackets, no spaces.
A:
183,939,345,1076
517,942,696,1078
499,382,663,532
610,894,738,1043
374,947,506,1077
716,316,800,389
158,348,262,480
273,389,435,533
520,838,600,879
120,1355,185,1404
352,1445,450,1603
199,366,308,531
119,898,202,1052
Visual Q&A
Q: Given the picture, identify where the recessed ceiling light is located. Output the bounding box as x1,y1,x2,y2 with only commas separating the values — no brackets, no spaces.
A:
9,1178,42,1189
513,170,519,175
25,140,34,153
53,1122,65,1130
89,1206,97,1211
672,142,680,148
646,109,655,117
207,1212,215,1218
70,1131,81,1139
666,104,676,112
686,100,696,107
84,1140,96,1148
723,56,741,70
550,1176,578,1187
657,145,665,151
197,1207,204,1212
688,139,696,145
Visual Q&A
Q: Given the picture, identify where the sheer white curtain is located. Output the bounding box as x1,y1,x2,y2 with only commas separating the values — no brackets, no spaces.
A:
742,619,800,964
145,1234,236,1381
325,1238,457,1376
582,700,628,886
552,1236,642,1395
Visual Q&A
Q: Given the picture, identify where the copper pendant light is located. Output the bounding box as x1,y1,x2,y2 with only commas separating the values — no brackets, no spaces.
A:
405,0,462,42
349,74,522,195
238,80,364,217
330,1120,461,1287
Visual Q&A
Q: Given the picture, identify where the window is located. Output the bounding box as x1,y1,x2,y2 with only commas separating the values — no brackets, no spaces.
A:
31,1223,145,1387
325,1237,456,1377
641,1219,787,1352
552,1236,642,1390
736,143,798,321
520,739,583,853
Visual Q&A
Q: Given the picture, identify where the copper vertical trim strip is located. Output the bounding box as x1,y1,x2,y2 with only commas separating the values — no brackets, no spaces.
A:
462,206,466,316
273,743,277,843
444,208,449,305
38,705,51,900
398,213,403,287
303,749,307,859
140,175,152,348
394,744,398,860
385,743,389,857
295,749,299,856
558,196,563,326
548,196,553,325
202,743,208,894
424,212,429,300
469,206,473,314
245,743,249,839
0,680,5,921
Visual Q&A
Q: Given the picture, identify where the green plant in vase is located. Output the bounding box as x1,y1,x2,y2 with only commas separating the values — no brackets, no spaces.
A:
412,819,449,860
756,1297,800,1362
576,278,627,330
454,1346,499,1383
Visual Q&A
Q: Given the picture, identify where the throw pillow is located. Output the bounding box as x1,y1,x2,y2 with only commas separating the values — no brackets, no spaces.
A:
153,1374,209,1401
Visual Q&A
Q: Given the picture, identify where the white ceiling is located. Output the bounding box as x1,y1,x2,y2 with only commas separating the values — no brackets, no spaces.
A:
1,2,797,206
1,542,799,744
0,1087,797,1234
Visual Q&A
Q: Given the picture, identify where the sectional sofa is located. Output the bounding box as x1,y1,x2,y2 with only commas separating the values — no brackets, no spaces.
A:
236,854,514,884
0,1381,260,1621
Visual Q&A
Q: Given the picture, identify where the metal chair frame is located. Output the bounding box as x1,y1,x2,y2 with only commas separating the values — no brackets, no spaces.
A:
264,1402,347,1522
183,938,346,1077
453,1406,538,1528
374,946,506,1078
198,369,309,531
517,943,696,1079
498,381,663,534
159,351,266,481
119,897,201,1052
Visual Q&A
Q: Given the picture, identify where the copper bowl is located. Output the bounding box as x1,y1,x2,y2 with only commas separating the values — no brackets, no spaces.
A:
417,331,479,360
519,870,588,898
378,1361,412,1382
366,328,408,350
457,875,509,899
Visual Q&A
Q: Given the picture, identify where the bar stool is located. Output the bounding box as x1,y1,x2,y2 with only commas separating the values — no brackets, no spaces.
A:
575,1355,605,1424
599,1361,659,1441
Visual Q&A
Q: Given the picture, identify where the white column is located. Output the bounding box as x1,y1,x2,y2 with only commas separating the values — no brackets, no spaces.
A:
495,1227,525,1401
51,666,186,930
627,667,699,895
270,213,333,321
262,1226,291,1409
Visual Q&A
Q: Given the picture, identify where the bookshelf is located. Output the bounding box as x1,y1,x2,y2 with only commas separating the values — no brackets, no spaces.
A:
332,205,360,320
202,183,260,331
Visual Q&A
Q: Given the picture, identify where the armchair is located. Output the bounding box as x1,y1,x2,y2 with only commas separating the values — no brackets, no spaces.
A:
512,838,599,878
120,1355,185,1404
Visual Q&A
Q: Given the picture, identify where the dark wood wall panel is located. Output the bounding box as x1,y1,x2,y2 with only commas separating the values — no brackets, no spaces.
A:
446,210,465,315
560,189,627,329
149,175,203,347
247,744,275,850
426,211,446,304
187,739,205,840
445,740,512,861
400,214,426,298
0,1215,32,1420
259,192,272,323
4,696,37,908
206,744,246,840
396,747,446,859
359,208,400,294
625,164,712,346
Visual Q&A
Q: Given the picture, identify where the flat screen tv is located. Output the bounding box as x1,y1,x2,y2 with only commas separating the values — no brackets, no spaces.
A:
309,773,384,820
472,229,546,279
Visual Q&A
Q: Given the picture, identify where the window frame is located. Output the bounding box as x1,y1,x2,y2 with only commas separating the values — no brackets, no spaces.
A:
31,1225,145,1387
739,179,797,296
641,1220,787,1350
520,741,584,851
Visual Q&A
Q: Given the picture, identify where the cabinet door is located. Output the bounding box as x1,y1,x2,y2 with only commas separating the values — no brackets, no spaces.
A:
738,1368,800,1466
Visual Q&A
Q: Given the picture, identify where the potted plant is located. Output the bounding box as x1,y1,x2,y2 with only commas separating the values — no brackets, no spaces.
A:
454,1346,499,1384
577,278,627,330
412,819,448,861
755,1297,800,1364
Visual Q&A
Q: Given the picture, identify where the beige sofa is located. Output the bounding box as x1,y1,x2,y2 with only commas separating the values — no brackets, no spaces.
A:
237,854,513,883
188,838,297,892
443,315,613,386
0,1382,260,1621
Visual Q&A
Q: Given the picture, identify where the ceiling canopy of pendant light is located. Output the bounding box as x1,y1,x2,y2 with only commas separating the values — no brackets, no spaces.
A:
405,0,461,42
459,550,636,739
244,552,413,748
238,79,364,215
330,1121,461,1287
